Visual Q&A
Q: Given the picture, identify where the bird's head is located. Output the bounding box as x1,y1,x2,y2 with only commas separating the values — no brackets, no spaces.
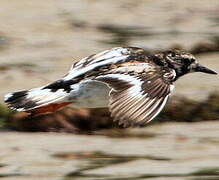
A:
154,50,217,79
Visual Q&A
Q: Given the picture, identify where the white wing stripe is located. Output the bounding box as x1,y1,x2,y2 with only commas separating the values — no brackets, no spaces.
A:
67,47,130,80
97,73,143,87
89,47,128,64
65,55,129,81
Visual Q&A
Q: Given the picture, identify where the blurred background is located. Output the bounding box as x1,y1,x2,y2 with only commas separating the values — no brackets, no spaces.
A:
0,0,219,180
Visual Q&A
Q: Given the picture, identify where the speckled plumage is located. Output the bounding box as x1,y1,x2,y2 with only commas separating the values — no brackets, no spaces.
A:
4,47,217,127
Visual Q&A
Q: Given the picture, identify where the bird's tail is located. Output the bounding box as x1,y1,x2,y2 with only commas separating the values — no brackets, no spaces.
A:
4,87,71,115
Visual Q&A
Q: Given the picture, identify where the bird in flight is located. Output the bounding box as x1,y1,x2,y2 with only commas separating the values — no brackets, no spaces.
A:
4,47,217,127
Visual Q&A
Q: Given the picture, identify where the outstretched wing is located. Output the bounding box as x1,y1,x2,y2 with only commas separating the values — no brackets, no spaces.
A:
43,47,146,93
64,47,145,80
95,65,175,127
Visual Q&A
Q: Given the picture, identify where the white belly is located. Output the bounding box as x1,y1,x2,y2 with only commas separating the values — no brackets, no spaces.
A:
68,80,110,108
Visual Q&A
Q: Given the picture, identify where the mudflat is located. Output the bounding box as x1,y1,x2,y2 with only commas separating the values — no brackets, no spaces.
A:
0,121,219,179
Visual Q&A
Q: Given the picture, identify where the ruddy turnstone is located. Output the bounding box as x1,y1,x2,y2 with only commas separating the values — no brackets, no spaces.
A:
4,47,217,127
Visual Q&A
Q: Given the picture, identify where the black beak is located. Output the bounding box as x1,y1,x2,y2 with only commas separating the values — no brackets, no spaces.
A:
194,64,217,75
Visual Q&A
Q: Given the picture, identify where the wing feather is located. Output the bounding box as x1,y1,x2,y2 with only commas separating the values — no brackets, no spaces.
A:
95,68,175,127
65,47,131,81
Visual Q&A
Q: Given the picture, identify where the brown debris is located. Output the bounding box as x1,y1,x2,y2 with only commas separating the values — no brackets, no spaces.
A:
8,107,113,133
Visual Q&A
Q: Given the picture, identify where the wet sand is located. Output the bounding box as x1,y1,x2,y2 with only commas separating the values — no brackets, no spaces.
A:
0,121,219,180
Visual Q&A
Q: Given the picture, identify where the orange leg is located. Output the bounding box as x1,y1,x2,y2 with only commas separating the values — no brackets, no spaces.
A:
28,102,72,115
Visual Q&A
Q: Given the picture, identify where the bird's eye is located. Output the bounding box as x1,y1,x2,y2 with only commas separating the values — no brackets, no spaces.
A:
170,52,176,57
